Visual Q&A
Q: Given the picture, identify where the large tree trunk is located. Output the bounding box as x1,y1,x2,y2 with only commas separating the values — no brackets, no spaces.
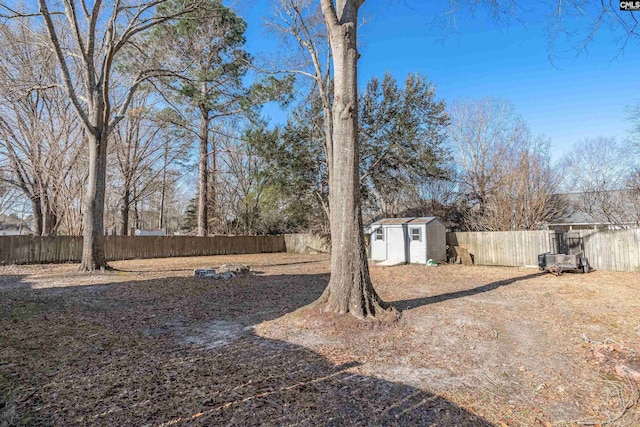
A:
48,210,60,236
41,195,58,236
209,137,216,232
80,132,108,271
31,197,43,236
197,108,209,237
315,0,390,319
119,188,130,235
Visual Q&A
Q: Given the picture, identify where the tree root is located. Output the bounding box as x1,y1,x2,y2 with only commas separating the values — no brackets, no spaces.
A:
77,262,113,273
308,289,400,323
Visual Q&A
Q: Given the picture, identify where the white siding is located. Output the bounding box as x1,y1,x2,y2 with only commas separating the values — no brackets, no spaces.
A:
426,221,446,262
386,226,406,261
370,226,386,261
408,225,427,264
369,218,446,264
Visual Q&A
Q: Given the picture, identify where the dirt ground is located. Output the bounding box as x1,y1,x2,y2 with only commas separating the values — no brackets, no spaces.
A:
1,253,639,426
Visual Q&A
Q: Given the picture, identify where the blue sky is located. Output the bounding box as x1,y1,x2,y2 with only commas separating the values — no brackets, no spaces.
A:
239,1,640,161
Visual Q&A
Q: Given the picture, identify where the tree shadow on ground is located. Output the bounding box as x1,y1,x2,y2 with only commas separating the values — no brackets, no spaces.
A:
0,271,493,426
0,274,30,291
393,272,546,312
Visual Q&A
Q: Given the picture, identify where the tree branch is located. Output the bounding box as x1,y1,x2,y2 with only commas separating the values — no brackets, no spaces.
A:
38,0,95,133
320,0,339,34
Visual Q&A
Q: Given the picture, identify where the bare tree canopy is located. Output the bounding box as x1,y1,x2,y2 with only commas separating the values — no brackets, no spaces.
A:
0,21,87,236
561,136,640,227
546,0,640,56
450,97,562,230
1,0,200,270
435,1,639,56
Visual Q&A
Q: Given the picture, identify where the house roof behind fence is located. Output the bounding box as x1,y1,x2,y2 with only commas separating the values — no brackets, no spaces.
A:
548,191,640,226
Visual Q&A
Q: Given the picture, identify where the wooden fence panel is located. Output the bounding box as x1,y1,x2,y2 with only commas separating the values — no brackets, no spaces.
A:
0,235,285,265
283,234,330,254
448,230,547,267
579,229,640,272
447,229,640,272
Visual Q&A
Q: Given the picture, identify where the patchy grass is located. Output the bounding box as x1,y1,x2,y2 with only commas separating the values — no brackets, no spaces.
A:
1,253,639,426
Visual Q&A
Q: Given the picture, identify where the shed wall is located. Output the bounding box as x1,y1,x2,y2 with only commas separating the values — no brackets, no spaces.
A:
408,224,427,264
426,221,447,262
370,226,386,261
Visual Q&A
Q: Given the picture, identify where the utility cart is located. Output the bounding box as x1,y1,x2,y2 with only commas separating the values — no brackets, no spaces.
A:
538,232,590,275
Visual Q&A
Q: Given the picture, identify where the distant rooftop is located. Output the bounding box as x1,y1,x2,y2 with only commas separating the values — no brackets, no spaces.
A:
548,191,640,226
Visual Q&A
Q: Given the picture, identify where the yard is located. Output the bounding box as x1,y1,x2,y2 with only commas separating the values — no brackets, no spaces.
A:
1,253,639,426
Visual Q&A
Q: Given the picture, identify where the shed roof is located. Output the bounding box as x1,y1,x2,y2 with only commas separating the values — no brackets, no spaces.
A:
370,217,438,226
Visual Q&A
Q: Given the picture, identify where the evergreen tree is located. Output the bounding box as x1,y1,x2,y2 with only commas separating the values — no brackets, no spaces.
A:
181,197,198,233
152,0,293,236
250,72,450,232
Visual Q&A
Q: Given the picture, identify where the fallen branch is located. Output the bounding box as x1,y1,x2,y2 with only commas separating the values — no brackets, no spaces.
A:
568,376,640,426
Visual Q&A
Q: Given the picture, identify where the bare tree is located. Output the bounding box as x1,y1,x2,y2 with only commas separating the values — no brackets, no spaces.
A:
2,0,199,270
108,89,185,235
267,0,333,221
479,140,563,230
562,136,634,192
102,99,190,235
370,172,464,228
546,1,640,58
561,136,640,227
56,159,87,236
0,21,86,236
215,134,268,235
0,170,23,218
450,98,561,230
449,98,524,212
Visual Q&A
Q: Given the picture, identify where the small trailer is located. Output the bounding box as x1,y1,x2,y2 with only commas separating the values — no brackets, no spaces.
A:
538,232,590,275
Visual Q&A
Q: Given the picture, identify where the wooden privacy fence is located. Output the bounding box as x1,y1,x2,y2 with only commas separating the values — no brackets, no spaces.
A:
447,229,640,272
283,233,330,254
0,235,286,265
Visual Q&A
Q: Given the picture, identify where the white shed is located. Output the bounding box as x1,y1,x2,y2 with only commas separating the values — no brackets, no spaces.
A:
369,217,446,264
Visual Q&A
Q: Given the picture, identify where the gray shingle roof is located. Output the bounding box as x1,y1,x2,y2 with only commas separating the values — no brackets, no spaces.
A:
548,191,640,225
370,217,438,226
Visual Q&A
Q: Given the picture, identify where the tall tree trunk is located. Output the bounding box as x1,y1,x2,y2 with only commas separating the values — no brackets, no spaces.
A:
133,182,141,231
315,0,390,319
197,108,209,237
43,210,58,236
209,136,216,232
41,194,52,236
80,132,108,271
159,176,166,230
31,197,43,236
119,188,130,235
158,141,168,230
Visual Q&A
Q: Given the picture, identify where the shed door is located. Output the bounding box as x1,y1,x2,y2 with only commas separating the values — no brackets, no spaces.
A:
386,227,406,261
